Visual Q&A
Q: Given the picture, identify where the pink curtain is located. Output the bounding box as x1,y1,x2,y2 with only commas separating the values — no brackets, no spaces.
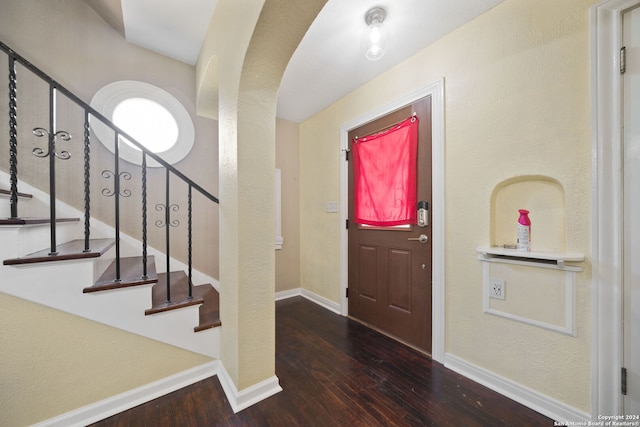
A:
353,116,418,226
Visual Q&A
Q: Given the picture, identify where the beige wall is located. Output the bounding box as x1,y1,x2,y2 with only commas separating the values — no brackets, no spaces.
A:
0,1,217,423
0,0,219,280
275,118,300,292
211,0,325,391
0,293,211,426
300,0,594,412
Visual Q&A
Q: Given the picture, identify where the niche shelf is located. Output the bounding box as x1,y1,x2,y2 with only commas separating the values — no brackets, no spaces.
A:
476,246,584,271
478,175,585,336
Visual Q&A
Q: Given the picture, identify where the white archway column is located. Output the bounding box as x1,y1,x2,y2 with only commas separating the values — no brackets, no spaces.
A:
198,0,327,411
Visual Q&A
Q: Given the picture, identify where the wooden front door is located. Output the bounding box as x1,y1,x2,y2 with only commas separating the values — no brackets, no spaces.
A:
347,96,432,353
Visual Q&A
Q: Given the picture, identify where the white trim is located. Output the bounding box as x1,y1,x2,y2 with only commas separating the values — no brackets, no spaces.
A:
301,288,342,314
275,288,342,314
275,287,302,301
590,0,639,418
339,79,446,363
33,361,219,427
90,80,195,167
445,354,590,423
480,261,577,336
216,362,282,413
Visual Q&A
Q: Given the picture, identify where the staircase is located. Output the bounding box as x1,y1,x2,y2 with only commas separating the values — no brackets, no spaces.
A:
0,41,221,358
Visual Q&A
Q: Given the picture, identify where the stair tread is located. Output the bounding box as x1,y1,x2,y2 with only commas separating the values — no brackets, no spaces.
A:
0,217,79,226
194,284,221,332
3,238,115,265
84,256,157,293
0,188,33,198
145,271,204,315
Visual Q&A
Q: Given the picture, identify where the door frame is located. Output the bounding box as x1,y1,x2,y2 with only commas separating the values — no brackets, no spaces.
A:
591,0,640,418
339,79,445,362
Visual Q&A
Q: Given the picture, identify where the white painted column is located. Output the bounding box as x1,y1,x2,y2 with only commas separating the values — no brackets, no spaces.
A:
197,0,327,408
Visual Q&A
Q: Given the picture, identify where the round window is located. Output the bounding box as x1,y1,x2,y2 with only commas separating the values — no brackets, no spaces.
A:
90,81,194,167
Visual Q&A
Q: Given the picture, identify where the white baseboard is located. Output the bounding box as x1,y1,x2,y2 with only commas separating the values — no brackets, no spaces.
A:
275,288,302,301
444,354,590,423
275,287,341,314
301,289,341,314
34,361,219,427
216,361,282,413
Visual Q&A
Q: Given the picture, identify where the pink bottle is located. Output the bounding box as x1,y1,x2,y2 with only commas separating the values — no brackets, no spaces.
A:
517,209,531,252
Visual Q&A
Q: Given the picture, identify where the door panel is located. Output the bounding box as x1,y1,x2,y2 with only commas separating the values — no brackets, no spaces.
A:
348,96,432,352
388,248,411,312
358,245,378,300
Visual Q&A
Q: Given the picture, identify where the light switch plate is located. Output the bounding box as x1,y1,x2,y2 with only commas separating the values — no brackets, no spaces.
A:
325,201,339,213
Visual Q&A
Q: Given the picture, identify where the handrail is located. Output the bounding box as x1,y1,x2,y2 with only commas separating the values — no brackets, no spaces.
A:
1,40,218,303
0,41,218,204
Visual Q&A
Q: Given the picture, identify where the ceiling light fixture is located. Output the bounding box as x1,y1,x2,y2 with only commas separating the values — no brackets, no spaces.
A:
362,7,390,61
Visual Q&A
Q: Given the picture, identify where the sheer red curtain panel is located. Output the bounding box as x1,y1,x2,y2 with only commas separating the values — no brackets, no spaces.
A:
352,116,419,226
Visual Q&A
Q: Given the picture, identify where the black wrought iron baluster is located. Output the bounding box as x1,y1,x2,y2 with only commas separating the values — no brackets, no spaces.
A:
83,110,91,252
30,85,71,255
114,133,121,281
164,169,171,303
48,84,57,255
101,145,131,283
8,54,18,219
188,184,193,299
101,166,130,279
155,169,180,304
141,152,148,279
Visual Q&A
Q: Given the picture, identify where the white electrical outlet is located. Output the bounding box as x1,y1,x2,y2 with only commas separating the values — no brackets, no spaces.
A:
489,278,505,300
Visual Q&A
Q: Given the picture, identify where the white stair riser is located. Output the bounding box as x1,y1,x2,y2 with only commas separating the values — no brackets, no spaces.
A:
0,170,220,359
0,193,50,218
0,222,83,258
0,196,10,218
0,259,219,358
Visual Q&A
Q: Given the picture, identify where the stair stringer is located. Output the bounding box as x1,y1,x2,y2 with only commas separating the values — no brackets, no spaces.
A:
0,171,220,359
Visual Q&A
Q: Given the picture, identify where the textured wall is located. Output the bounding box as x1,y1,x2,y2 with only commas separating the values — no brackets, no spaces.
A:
300,0,595,412
211,0,326,391
0,293,211,426
275,118,301,292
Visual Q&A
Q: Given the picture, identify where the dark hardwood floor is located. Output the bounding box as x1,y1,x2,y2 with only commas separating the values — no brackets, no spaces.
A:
90,297,552,426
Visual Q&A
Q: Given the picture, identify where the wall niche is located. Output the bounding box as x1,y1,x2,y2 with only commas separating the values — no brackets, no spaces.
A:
479,175,583,335
490,175,566,252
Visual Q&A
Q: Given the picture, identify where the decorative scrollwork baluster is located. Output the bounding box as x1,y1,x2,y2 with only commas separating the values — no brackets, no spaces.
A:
30,108,72,255
156,168,180,303
156,201,180,303
154,203,180,228
101,170,132,198
31,128,72,160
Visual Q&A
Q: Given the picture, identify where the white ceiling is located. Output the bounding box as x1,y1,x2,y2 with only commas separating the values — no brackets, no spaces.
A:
120,0,217,65
117,0,504,123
